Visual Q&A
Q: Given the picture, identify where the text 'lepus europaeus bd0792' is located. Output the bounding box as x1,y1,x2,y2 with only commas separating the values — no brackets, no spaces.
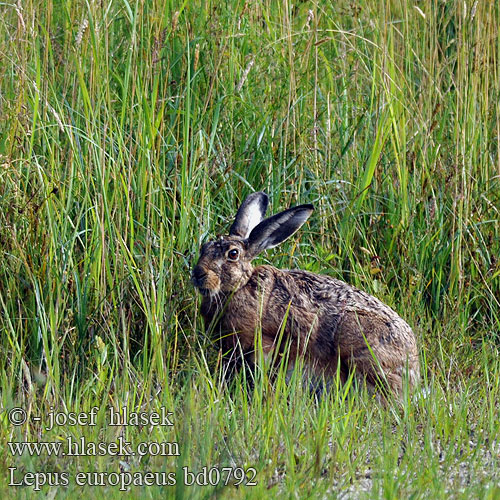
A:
192,192,419,395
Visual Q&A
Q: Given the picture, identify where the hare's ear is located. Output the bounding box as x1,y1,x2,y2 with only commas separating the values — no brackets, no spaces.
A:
247,204,313,258
229,192,269,239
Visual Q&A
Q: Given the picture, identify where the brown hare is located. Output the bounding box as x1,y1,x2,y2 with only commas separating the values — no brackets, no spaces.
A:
192,192,419,396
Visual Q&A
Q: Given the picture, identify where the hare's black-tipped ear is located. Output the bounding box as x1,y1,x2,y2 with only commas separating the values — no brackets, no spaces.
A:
229,192,269,239
247,204,313,258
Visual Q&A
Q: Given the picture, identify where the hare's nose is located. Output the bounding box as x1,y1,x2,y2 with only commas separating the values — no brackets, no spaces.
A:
191,266,207,284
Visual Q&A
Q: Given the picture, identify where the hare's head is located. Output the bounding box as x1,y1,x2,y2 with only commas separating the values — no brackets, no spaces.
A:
191,192,313,296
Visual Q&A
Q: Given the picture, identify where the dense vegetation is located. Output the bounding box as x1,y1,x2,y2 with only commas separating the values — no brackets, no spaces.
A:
0,0,499,498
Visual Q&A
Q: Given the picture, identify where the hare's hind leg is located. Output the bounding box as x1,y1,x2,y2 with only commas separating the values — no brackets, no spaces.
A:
336,310,409,395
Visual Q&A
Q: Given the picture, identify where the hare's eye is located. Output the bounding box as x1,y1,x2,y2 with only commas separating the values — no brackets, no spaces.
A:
227,248,239,261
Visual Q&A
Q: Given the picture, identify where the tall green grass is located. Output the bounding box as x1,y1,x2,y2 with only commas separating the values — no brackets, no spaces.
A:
0,0,499,498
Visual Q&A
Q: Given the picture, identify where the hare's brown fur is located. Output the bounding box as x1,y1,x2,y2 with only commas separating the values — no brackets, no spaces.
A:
193,193,419,395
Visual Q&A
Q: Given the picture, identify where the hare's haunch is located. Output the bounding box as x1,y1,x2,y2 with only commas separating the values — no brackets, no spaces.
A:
192,192,419,394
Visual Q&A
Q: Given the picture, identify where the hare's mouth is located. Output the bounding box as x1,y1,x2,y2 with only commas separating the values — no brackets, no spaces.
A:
198,287,213,297
191,267,220,296
194,283,220,297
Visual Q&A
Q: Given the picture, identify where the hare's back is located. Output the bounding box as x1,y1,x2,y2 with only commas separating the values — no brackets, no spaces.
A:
281,269,418,352
284,269,400,314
